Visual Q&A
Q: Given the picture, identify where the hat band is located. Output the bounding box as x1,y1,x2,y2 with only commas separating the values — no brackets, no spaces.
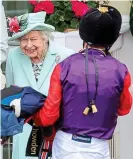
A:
27,22,45,28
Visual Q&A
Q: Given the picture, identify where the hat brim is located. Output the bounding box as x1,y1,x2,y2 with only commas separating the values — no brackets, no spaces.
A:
8,23,55,41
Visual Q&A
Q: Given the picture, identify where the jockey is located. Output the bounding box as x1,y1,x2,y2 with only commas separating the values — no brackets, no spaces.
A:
34,5,132,159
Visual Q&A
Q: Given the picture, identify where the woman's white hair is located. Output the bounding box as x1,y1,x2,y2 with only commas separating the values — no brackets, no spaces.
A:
40,31,52,40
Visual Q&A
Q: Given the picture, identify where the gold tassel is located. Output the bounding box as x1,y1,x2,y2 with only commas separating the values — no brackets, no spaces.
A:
91,104,98,113
83,107,90,115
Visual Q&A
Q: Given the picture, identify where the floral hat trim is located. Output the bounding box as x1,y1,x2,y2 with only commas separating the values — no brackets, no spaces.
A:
8,14,28,33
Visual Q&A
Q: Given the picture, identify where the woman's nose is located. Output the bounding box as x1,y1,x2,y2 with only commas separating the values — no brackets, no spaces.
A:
26,40,32,48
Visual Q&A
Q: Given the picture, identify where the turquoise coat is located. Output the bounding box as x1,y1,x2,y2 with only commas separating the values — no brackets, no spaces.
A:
6,40,74,159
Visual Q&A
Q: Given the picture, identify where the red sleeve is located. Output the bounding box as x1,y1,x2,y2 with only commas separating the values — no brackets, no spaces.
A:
33,64,62,126
118,72,132,116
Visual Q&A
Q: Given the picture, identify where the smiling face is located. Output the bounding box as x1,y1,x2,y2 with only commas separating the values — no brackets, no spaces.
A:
20,31,48,62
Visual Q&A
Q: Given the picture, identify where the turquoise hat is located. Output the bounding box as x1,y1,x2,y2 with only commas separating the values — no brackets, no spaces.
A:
8,12,55,41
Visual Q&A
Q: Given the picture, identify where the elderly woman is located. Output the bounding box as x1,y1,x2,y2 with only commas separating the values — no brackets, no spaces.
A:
6,11,74,159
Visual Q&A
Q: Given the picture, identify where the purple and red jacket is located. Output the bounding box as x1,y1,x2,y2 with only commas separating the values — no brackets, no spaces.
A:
34,49,132,139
